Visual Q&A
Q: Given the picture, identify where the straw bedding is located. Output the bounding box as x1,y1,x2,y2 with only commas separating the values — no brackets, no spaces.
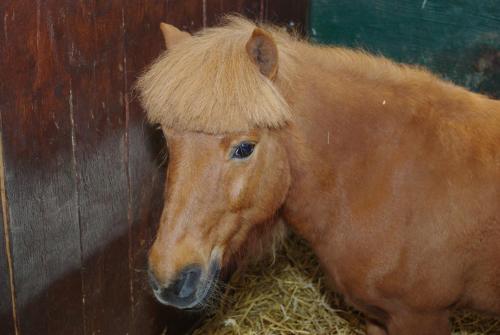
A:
193,235,500,335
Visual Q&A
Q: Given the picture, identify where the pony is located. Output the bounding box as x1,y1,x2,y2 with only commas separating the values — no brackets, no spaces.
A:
137,16,500,335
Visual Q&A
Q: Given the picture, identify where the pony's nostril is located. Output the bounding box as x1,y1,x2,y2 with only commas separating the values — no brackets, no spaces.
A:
172,266,201,299
148,265,203,306
147,269,160,291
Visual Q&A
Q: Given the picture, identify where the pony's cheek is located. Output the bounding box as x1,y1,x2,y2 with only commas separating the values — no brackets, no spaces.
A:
227,175,247,211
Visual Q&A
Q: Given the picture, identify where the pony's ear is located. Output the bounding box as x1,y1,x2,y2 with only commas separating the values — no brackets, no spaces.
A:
245,28,278,80
160,22,191,49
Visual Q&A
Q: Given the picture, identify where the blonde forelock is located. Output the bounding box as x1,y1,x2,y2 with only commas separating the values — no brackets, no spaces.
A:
137,16,296,133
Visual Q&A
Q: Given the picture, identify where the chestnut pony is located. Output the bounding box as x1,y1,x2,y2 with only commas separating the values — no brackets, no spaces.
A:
138,17,500,334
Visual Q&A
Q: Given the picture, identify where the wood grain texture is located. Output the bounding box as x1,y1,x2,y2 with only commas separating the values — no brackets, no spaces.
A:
65,1,131,334
0,176,15,334
0,1,84,334
166,0,204,32
0,9,16,320
122,1,170,334
310,0,499,97
206,0,264,26
265,0,309,33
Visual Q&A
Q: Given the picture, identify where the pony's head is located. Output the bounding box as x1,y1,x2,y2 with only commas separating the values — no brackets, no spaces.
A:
137,17,296,309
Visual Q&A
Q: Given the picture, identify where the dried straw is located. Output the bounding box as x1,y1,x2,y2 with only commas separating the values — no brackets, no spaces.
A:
193,235,500,335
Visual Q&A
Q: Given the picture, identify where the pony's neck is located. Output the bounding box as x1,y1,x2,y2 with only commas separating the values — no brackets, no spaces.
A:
278,42,441,248
279,44,382,248
281,125,339,249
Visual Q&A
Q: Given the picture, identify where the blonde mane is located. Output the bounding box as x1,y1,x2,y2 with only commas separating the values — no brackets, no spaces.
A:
137,16,298,133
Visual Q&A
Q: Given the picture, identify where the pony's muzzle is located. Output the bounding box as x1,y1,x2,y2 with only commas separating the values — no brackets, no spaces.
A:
148,265,202,309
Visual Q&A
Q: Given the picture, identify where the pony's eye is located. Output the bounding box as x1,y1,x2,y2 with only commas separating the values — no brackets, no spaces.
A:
231,142,255,160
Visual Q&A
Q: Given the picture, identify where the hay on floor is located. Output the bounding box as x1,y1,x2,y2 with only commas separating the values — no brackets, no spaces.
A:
193,235,500,335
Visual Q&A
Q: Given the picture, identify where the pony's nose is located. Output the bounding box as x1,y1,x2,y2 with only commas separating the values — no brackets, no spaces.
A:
171,266,201,299
148,265,202,307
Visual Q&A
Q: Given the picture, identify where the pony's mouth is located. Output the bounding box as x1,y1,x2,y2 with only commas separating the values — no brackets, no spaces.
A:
152,260,221,310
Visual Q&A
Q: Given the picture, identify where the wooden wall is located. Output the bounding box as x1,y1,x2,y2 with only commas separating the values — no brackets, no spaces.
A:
0,1,308,335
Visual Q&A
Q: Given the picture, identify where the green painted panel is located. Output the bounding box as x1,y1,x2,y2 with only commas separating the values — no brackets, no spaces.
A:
309,0,500,97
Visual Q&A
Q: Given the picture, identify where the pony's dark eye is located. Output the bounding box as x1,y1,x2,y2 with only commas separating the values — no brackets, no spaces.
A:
231,142,255,160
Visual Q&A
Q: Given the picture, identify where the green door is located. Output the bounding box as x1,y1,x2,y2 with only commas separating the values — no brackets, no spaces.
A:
309,0,499,98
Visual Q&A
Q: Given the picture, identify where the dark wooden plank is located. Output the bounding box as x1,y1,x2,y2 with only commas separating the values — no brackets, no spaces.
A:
309,0,500,97
265,0,309,33
122,1,169,334
64,1,131,334
206,0,264,26
0,1,84,334
165,0,204,32
0,6,16,333
0,219,15,334
0,153,15,334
